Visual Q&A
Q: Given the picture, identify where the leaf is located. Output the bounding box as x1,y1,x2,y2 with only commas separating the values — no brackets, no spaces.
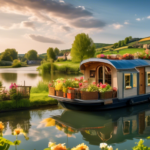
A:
14,140,21,145
0,137,14,146
43,148,51,150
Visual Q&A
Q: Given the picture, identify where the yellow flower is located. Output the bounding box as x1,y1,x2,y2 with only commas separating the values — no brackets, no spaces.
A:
51,144,67,150
56,125,62,131
48,142,56,147
72,143,89,150
13,128,23,135
0,122,4,132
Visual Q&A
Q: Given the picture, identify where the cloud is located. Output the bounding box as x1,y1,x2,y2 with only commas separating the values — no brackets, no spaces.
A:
0,21,35,30
77,6,85,10
136,18,141,21
20,21,36,30
111,23,123,29
29,34,64,44
147,16,150,19
0,0,93,21
60,26,71,31
71,18,106,29
124,21,129,25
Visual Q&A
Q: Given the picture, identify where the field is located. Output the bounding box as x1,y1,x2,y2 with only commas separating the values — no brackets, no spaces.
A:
139,40,150,44
139,37,150,42
54,60,80,67
103,48,145,55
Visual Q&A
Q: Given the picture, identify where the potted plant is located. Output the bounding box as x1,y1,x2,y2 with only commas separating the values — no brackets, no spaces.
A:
55,79,63,97
67,87,75,100
48,81,55,96
80,84,99,100
99,84,113,99
62,79,72,98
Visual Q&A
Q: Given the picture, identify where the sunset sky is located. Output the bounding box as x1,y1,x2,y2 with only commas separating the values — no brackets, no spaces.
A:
0,0,150,54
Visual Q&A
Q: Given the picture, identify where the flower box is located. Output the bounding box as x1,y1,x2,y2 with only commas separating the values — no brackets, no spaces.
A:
49,87,55,96
99,91,113,99
56,90,63,97
113,91,117,98
63,93,67,98
67,93,75,100
75,89,81,99
80,91,98,100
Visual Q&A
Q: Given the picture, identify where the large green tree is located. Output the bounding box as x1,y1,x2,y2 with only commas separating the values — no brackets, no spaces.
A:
54,48,59,56
0,49,18,61
26,50,38,60
71,33,95,62
47,47,56,60
118,41,121,47
121,40,125,47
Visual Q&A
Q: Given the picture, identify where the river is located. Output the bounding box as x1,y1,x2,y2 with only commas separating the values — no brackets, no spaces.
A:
0,67,150,150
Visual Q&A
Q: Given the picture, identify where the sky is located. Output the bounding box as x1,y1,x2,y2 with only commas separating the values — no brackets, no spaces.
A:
0,0,150,54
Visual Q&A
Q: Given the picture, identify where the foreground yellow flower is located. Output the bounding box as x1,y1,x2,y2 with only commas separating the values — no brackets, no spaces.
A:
56,125,62,131
51,144,67,150
0,122,4,132
13,128,23,135
72,143,89,150
48,142,56,147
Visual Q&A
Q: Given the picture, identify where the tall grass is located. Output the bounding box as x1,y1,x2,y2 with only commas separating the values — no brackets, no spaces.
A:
38,62,80,74
30,81,49,93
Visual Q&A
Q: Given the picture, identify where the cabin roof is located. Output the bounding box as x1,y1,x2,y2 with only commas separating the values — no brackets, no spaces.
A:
80,58,150,70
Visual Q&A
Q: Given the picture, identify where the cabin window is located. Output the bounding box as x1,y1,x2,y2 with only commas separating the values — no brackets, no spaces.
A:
147,72,150,86
125,74,132,89
133,73,137,87
90,70,95,78
123,121,130,135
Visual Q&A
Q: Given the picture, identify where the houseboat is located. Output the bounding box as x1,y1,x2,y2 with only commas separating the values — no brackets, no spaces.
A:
49,58,150,111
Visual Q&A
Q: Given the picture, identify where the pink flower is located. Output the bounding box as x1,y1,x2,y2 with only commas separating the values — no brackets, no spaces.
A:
93,82,96,85
80,77,83,81
79,83,82,87
57,80,60,83
113,87,117,91
97,84,100,87
100,54,105,58
100,82,103,86
101,84,107,88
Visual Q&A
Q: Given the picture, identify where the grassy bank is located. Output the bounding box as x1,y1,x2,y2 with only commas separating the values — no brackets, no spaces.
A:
38,60,81,75
0,93,58,112
103,48,145,55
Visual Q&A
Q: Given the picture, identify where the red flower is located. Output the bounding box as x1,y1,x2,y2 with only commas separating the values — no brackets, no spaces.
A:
113,87,117,91
79,83,82,87
93,82,96,85
97,84,100,87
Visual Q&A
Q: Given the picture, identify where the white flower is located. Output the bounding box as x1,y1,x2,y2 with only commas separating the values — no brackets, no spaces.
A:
100,143,107,149
108,145,113,150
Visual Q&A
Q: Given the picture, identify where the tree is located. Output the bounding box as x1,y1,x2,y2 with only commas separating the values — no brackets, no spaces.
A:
118,41,121,47
26,50,38,60
129,36,132,40
5,49,18,60
121,40,125,47
54,48,59,56
124,37,129,45
0,49,18,61
113,43,118,48
71,33,95,62
47,47,56,61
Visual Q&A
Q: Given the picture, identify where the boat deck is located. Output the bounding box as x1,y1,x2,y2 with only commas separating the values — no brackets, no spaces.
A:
48,95,113,104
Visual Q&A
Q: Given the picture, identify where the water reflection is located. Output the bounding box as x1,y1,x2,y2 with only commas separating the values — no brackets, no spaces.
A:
0,73,17,82
50,103,150,145
0,104,150,150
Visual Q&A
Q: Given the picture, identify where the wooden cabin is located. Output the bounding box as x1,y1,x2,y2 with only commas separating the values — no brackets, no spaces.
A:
80,58,150,99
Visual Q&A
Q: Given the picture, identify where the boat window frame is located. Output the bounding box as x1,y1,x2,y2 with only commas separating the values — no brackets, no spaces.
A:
124,73,132,89
90,70,96,78
147,72,150,86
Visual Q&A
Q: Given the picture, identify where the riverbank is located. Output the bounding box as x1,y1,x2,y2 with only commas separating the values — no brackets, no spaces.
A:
0,93,58,112
38,60,81,75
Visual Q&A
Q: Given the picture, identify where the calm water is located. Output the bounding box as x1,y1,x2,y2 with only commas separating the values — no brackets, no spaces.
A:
1,103,150,150
0,66,81,89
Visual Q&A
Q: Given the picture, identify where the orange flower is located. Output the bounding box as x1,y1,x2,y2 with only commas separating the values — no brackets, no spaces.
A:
51,144,67,150
71,143,89,150
13,128,22,135
0,122,4,132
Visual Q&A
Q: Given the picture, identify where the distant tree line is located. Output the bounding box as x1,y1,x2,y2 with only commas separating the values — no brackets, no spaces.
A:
113,36,132,48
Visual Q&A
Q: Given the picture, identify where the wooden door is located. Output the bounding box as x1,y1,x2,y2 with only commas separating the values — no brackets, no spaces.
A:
137,67,145,95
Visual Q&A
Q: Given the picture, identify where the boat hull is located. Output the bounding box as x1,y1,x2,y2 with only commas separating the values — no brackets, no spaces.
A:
49,94,150,111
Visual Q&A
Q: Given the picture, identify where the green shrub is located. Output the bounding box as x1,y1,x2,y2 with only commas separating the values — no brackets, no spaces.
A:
128,46,133,48
0,61,12,66
56,58,64,62
12,62,21,68
0,81,2,87
11,92,23,101
31,81,49,93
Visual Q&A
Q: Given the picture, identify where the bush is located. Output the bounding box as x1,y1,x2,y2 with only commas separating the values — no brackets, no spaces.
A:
128,46,133,48
0,81,2,87
12,62,21,68
11,92,23,101
31,81,49,93
0,61,12,66
56,58,64,62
